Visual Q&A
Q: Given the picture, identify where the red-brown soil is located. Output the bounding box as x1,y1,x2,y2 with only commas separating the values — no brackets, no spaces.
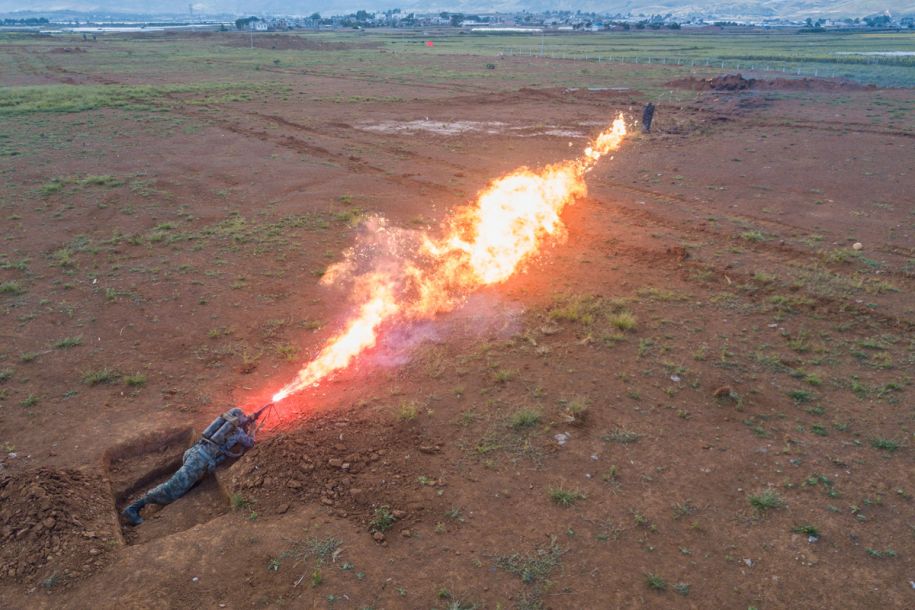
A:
0,31,912,609
0,468,118,586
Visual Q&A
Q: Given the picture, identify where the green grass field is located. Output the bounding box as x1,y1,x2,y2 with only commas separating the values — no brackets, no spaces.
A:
2,29,913,90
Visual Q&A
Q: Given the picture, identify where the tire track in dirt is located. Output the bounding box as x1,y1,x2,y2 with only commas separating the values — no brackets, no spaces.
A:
246,110,473,175
174,104,459,198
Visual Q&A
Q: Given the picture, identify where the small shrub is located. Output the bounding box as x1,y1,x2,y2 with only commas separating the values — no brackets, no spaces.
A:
608,311,637,331
398,401,418,420
788,389,813,403
230,493,249,510
549,487,585,507
749,488,784,511
561,396,589,424
492,368,514,383
124,373,147,387
870,438,898,452
510,408,541,429
603,428,640,444
82,368,119,385
739,230,766,242
370,506,396,532
0,281,24,295
792,524,820,537
53,336,82,349
645,572,667,591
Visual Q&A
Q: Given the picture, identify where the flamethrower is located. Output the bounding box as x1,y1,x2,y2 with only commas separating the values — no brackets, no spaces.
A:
259,115,630,418
244,402,275,434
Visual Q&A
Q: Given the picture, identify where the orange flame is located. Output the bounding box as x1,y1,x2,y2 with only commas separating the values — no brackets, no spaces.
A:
271,115,627,403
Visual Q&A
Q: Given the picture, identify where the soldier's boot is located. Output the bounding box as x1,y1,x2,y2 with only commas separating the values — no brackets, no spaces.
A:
122,498,147,525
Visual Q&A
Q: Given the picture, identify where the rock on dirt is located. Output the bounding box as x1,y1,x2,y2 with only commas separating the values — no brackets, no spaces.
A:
0,467,117,586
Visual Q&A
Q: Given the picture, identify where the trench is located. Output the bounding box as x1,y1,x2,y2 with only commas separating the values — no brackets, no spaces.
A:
102,426,232,545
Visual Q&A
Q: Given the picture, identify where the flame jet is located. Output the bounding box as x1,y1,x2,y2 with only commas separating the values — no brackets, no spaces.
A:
271,116,628,403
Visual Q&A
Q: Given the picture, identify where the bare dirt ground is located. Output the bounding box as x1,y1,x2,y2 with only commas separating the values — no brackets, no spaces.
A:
0,32,913,609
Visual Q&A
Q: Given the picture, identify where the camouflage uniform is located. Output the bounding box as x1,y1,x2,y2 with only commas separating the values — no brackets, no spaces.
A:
642,102,656,133
122,408,254,525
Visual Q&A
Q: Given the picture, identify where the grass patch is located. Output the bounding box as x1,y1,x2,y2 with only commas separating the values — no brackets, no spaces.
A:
370,506,396,532
560,396,589,424
491,368,515,384
0,82,260,116
739,230,766,242
495,541,564,584
645,573,667,591
0,281,24,295
749,488,785,512
788,389,814,403
608,311,637,331
124,373,147,387
230,493,250,510
603,428,640,444
869,438,899,452
82,367,120,386
509,408,541,429
792,524,820,537
398,401,418,420
53,336,82,349
0,369,12,383
637,287,688,302
548,486,585,507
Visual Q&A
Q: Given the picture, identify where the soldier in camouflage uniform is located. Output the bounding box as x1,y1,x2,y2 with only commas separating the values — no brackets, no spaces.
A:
122,407,256,525
642,102,656,133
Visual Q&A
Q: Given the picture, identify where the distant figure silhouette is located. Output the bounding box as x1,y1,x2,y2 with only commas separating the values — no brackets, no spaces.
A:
642,102,656,133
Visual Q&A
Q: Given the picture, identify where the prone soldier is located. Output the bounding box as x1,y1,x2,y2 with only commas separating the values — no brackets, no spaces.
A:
122,405,270,525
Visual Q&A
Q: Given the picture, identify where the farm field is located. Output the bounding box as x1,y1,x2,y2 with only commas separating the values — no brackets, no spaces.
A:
0,28,913,609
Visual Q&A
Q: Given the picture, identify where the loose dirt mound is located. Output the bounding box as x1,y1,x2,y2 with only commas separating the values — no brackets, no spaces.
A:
220,34,380,51
0,468,118,587
669,73,875,91
225,411,441,536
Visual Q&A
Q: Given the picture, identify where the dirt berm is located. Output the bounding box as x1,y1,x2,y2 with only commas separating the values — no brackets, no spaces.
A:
669,72,876,91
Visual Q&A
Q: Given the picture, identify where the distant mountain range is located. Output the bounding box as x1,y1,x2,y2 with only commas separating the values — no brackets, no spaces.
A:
2,1,913,19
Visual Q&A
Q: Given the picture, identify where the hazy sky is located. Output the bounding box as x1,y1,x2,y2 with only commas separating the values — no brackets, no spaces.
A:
2,1,912,17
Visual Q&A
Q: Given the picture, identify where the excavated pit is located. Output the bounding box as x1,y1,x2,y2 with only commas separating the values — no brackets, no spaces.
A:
104,426,231,545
